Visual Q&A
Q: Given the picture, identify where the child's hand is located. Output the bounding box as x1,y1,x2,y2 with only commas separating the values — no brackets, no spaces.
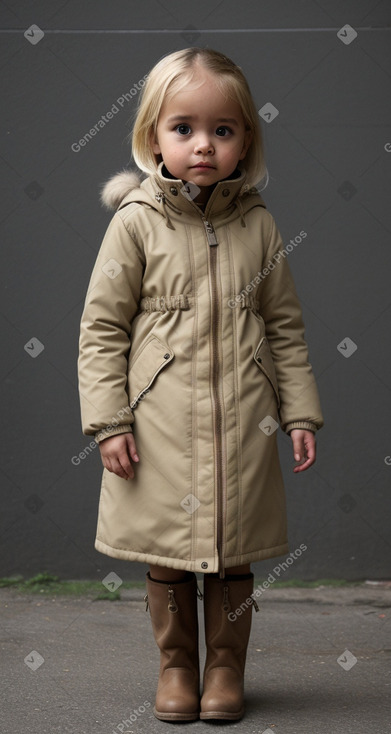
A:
98,433,139,480
290,429,316,473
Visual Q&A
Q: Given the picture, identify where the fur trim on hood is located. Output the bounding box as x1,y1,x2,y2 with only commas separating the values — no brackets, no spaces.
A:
100,170,143,210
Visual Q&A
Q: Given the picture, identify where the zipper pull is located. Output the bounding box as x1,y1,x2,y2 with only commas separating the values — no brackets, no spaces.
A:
168,587,178,613
251,595,260,613
222,585,231,613
203,219,218,246
144,593,149,612
196,584,203,600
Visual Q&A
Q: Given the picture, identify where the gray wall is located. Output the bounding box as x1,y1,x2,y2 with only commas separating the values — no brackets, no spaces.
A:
1,1,390,582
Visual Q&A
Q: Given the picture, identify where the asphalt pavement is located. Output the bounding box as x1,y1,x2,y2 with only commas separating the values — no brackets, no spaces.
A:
1,582,390,734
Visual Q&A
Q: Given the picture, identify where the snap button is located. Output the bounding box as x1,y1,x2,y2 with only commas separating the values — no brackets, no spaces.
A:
201,561,208,569
163,353,170,359
170,186,178,195
222,188,230,197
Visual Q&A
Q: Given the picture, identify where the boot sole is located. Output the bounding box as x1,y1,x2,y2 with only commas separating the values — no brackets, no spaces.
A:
153,707,199,721
200,709,244,721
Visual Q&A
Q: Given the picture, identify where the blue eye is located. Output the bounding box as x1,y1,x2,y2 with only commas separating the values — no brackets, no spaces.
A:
216,126,232,136
176,124,191,135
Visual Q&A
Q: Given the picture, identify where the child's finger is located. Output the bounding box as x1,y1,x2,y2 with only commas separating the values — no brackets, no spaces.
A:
293,441,316,472
293,455,312,473
103,457,112,474
290,434,304,463
126,433,139,462
113,454,134,480
305,439,316,463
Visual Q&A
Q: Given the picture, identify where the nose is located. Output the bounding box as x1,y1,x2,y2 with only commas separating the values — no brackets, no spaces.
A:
194,135,214,155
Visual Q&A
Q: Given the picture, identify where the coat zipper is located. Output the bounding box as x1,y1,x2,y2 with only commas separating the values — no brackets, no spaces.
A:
204,219,218,246
203,217,226,579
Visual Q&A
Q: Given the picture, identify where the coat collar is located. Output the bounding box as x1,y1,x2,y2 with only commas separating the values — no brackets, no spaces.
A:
151,161,250,221
118,161,266,229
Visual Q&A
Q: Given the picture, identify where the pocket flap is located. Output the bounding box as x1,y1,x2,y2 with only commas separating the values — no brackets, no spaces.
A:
128,335,174,409
253,336,280,407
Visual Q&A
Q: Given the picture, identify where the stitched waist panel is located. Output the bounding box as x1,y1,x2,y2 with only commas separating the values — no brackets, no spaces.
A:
139,294,191,313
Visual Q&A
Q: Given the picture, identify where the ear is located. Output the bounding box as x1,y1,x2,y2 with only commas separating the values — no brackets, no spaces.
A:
239,129,252,160
150,129,161,155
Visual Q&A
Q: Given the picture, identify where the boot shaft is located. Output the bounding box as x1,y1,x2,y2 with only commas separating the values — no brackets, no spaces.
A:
203,573,258,673
145,572,200,667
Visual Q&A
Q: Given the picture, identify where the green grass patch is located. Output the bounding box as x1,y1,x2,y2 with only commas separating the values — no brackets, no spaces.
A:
0,572,146,599
0,573,365,599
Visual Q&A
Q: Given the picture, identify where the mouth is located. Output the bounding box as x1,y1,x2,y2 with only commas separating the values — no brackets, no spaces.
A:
191,163,216,169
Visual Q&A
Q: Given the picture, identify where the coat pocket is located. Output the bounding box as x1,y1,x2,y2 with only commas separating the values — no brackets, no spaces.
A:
127,334,174,410
253,336,280,408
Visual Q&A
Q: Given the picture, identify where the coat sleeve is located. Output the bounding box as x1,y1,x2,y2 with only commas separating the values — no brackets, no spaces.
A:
78,211,145,441
257,213,324,434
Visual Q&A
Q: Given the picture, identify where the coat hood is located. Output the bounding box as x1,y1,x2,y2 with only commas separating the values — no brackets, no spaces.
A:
100,169,144,210
100,162,266,230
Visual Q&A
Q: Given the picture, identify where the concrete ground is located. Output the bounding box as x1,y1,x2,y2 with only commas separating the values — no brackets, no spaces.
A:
1,582,390,734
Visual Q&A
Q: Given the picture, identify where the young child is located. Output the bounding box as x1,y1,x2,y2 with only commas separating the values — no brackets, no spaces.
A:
78,47,323,722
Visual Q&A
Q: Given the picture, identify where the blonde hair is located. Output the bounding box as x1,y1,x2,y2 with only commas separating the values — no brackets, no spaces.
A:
131,47,268,189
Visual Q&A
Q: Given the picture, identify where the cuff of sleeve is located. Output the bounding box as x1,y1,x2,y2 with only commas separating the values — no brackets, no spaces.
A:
95,424,133,443
284,421,318,435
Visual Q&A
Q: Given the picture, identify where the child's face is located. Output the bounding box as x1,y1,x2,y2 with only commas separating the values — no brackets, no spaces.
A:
151,69,252,200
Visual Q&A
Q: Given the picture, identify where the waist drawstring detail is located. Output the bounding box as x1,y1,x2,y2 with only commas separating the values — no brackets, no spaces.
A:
139,294,191,313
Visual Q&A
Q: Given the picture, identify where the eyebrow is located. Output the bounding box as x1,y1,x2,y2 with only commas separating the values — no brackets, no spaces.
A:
166,115,239,126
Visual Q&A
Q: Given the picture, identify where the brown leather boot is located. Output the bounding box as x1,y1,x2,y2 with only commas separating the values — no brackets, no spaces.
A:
145,571,200,721
200,572,258,720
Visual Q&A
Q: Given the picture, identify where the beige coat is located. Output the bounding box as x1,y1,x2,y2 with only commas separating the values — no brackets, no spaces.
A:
78,162,323,575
